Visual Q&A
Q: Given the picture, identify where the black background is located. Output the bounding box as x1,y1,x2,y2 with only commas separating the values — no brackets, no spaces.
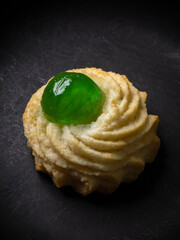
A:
1,1,180,239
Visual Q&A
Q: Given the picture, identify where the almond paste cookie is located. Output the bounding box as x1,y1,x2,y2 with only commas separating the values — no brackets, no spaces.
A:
23,68,160,195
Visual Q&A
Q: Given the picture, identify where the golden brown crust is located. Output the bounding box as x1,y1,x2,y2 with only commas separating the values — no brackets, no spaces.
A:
23,68,160,195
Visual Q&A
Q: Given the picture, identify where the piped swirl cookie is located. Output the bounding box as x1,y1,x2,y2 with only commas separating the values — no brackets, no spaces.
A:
23,68,160,195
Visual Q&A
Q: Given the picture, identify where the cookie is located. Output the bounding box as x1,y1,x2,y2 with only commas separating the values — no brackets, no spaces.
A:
23,68,160,195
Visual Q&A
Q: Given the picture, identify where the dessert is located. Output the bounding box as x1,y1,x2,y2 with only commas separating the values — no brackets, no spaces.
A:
23,68,160,195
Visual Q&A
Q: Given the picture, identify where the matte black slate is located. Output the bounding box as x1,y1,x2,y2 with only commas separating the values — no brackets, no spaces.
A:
0,2,180,240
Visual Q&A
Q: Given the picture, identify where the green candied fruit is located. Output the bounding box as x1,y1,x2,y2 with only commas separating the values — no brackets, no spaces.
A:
41,72,105,125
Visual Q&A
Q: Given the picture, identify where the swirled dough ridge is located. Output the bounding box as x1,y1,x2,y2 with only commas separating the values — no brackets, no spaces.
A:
23,68,160,195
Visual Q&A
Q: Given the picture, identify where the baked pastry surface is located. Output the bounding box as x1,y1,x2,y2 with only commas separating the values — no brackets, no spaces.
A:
23,68,160,195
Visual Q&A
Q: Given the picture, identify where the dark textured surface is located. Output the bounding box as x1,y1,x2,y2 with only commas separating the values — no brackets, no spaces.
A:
0,2,180,240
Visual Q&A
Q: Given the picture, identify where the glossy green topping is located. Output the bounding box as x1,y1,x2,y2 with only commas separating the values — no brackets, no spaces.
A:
41,72,105,125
